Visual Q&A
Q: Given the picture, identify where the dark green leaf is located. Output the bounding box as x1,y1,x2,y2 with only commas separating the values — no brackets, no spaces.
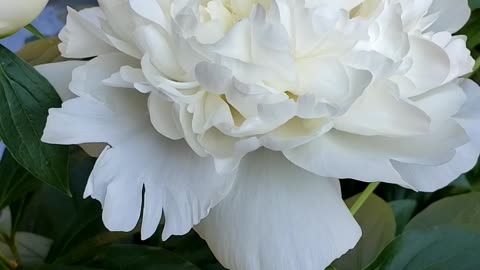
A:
10,194,33,237
22,265,105,270
15,184,74,239
160,230,226,269
389,199,417,235
376,183,430,204
0,260,9,270
16,147,95,240
430,175,472,200
0,150,40,211
46,147,119,264
45,201,104,263
364,226,480,270
333,194,396,270
404,192,480,233
90,244,202,270
470,0,480,10
53,230,135,266
0,45,69,194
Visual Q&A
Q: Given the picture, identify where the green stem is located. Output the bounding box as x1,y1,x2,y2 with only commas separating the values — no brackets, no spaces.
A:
6,237,20,265
24,24,45,40
350,182,380,216
0,251,15,269
325,265,337,270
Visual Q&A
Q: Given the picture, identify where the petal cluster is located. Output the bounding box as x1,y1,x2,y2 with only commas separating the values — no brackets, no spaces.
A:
40,0,480,269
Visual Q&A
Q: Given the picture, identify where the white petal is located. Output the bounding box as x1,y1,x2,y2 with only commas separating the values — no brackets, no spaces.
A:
284,126,468,191
391,142,479,192
36,60,106,157
35,61,86,101
195,149,361,270
97,0,136,42
412,81,466,129
129,0,170,31
135,25,185,81
70,53,139,101
334,81,431,137
390,80,480,192
455,80,480,148
309,0,363,11
404,36,450,94
425,0,470,33
195,62,232,95
59,7,115,58
43,89,235,240
42,96,144,146
148,92,184,140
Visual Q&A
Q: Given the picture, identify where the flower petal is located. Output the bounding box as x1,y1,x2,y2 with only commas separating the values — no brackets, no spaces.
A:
59,7,115,58
70,53,139,100
148,92,184,140
35,61,86,101
43,78,235,241
284,124,468,191
334,80,431,137
36,61,106,157
195,149,361,270
425,0,470,33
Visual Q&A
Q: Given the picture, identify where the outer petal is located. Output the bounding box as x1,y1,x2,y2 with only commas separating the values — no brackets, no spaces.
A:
42,72,235,241
35,61,86,101
425,0,470,33
36,61,105,157
195,149,361,270
334,80,431,137
284,124,468,191
455,80,480,148
59,7,115,58
387,80,480,192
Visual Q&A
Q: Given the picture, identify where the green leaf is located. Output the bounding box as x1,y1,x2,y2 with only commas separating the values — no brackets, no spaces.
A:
15,184,74,239
159,230,226,269
90,245,202,270
470,0,480,10
364,226,480,270
0,150,41,211
45,201,104,263
333,194,396,270
0,45,70,195
46,148,119,264
0,260,9,270
404,192,480,233
15,147,93,240
389,199,417,235
9,195,32,238
430,175,472,201
23,265,105,270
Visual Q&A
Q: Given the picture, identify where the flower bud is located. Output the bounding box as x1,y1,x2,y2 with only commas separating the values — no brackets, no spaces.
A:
0,0,49,38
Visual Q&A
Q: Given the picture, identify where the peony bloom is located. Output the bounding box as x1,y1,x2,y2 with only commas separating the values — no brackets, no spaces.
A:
0,0,49,38
39,0,480,269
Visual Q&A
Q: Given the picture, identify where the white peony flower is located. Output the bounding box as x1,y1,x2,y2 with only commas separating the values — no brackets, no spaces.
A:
38,0,480,269
0,0,49,38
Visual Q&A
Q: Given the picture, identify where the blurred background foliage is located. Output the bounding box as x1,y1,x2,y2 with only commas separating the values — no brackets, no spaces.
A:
0,1,480,270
